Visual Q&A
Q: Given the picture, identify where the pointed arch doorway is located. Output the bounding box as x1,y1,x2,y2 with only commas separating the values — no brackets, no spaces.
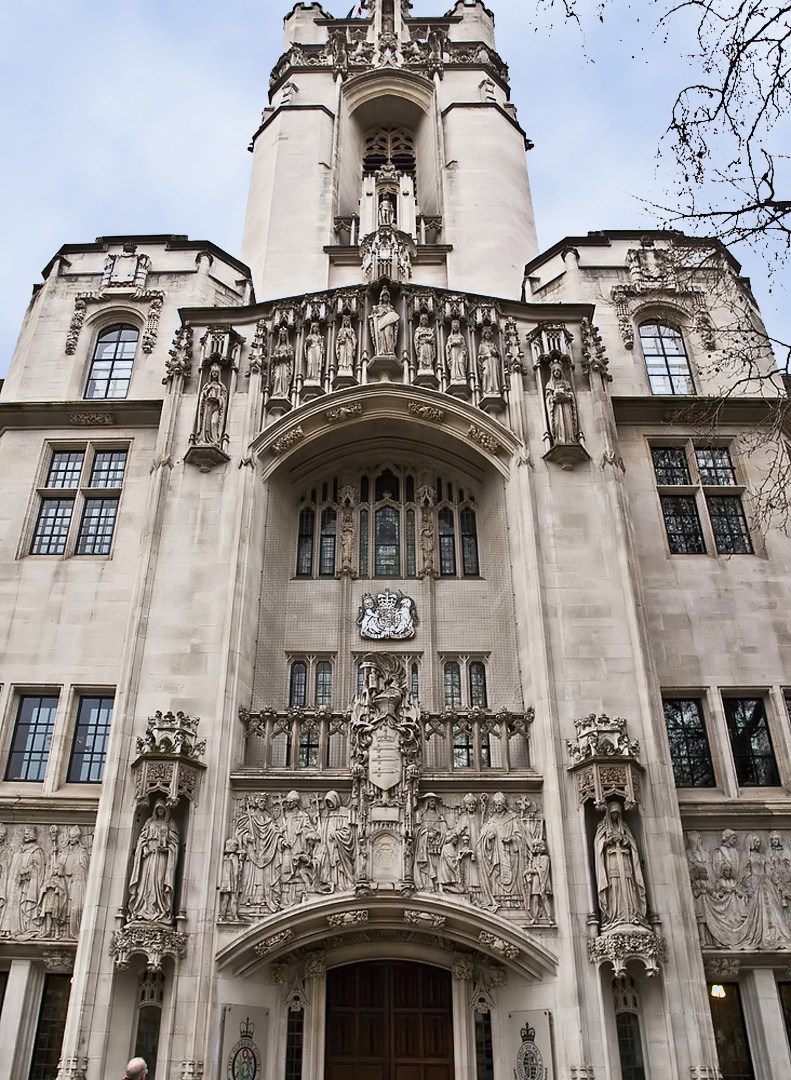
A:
324,960,454,1080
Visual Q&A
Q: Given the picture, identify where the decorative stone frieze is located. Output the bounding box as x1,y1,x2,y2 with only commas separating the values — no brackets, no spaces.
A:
179,1062,203,1080
141,292,164,354
326,401,363,423
567,714,643,809
271,427,305,455
408,401,444,423
164,324,193,384
327,910,369,928
587,927,667,977
477,931,519,960
68,412,115,426
467,425,501,454
580,318,612,383
254,929,294,957
42,949,76,972
705,956,740,980
65,295,91,355
404,910,446,930
110,924,188,970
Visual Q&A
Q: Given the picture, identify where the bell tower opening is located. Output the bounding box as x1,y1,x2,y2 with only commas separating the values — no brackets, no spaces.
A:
325,960,454,1080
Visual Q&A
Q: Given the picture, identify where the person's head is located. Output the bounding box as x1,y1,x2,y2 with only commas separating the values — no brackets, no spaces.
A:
126,1058,147,1080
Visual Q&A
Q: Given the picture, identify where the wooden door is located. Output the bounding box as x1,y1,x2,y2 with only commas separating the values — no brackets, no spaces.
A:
325,960,454,1080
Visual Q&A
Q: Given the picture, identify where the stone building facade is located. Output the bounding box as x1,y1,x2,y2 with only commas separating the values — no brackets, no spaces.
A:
0,2,790,1079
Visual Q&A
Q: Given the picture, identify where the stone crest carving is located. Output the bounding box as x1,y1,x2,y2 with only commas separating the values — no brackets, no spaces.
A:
358,590,417,639
110,923,187,970
567,713,643,809
132,710,206,806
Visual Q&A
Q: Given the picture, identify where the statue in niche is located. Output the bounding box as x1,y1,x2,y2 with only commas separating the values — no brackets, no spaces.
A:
271,327,294,398
446,319,468,383
478,326,501,397
413,314,436,372
593,800,647,928
339,512,355,574
14,826,45,936
304,322,325,382
415,793,447,892
369,286,400,356
419,510,436,577
544,358,578,444
219,838,242,921
37,863,69,939
127,799,180,923
428,28,445,62
685,831,711,923
61,824,90,936
524,839,553,923
378,195,395,226
329,28,349,72
480,792,525,908
235,793,283,912
280,790,319,905
335,315,357,373
317,791,356,893
196,363,228,446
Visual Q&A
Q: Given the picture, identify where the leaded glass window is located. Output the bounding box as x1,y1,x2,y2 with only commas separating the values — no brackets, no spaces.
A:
652,446,691,485
659,495,706,553
68,695,114,782
639,322,695,395
315,661,332,706
319,507,337,576
469,662,488,707
723,698,780,786
444,662,462,707
375,506,400,576
438,508,456,576
707,496,753,554
663,699,715,787
296,508,315,576
6,695,59,782
289,662,307,707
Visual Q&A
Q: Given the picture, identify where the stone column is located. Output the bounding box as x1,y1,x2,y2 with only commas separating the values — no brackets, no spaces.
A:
740,969,791,1080
0,960,45,1080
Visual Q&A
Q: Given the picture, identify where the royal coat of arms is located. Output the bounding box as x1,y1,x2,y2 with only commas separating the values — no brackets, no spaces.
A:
358,590,417,640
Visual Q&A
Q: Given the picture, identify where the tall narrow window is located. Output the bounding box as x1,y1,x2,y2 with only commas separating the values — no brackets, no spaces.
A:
469,662,488,707
68,695,114,782
375,506,400,576
474,1011,494,1080
663,699,715,787
613,976,646,1080
5,695,58,782
411,662,420,701
460,508,480,575
438,508,456,576
639,322,695,395
28,974,71,1080
709,984,755,1080
76,498,118,555
30,499,74,555
444,662,462,708
134,970,164,1080
85,325,138,399
319,508,337,576
453,725,474,768
296,508,315,576
298,723,319,767
289,662,307,708
284,1009,304,1080
723,698,780,786
315,661,332,706
406,509,417,577
359,507,369,576
659,496,706,554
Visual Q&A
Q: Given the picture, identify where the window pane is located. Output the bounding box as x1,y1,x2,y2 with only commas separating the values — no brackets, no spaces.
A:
406,508,416,577
411,663,419,700
359,507,369,577
453,726,474,768
709,984,755,1080
640,322,695,395
651,447,691,485
474,1010,494,1080
696,447,737,485
298,723,319,767
90,450,127,487
444,662,462,707
315,661,332,706
85,325,137,400
296,508,315,576
68,695,114,782
375,506,400,576
6,695,58,782
461,508,480,575
30,499,73,554
724,698,780,786
46,451,84,488
290,662,307,707
660,495,706,554
438,508,456,576
663,699,715,787
28,974,71,1080
76,497,118,555
469,662,488,707
284,1008,304,1080
615,1012,646,1080
319,508,337,576
707,496,753,554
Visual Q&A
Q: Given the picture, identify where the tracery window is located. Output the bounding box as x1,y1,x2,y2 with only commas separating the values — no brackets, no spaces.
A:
294,467,480,580
639,321,695,395
612,976,647,1080
363,127,416,179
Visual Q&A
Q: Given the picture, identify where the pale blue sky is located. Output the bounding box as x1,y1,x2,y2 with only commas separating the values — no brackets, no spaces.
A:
1,0,788,378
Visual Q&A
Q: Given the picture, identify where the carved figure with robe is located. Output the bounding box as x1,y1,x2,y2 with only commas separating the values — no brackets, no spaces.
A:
524,838,553,923
593,800,647,928
37,864,69,938
280,790,319,903
61,824,90,936
768,831,791,908
317,790,356,892
271,328,294,398
446,319,468,383
0,824,7,933
415,794,447,892
480,792,524,906
304,322,325,382
456,793,491,905
544,358,578,444
235,793,283,912
335,316,357,373
219,837,241,920
196,363,228,445
127,800,179,923
478,326,501,397
737,833,791,948
14,826,45,936
369,287,400,356
378,196,395,226
414,313,436,372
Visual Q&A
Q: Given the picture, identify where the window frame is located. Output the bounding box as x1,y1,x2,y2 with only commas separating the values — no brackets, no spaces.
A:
638,319,696,396
722,696,781,787
83,323,139,400
662,698,716,788
4,693,60,783
67,694,115,783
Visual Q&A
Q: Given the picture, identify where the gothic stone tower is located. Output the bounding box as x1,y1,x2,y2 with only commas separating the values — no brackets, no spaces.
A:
0,3,790,1080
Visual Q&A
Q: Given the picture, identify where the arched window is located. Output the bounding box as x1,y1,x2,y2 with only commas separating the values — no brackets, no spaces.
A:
289,661,307,707
444,662,462,708
639,322,695,395
613,976,647,1080
319,508,337,576
315,661,332,706
363,127,416,179
375,506,400,576
469,662,488,707
438,508,456,576
134,970,164,1080
460,508,480,576
85,324,138,399
296,508,315,576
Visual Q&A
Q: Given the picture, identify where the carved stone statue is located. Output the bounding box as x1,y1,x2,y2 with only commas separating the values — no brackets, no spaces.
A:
317,791,356,893
14,826,45,936
593,800,647,928
419,510,435,577
37,864,69,939
235,793,283,912
61,824,89,936
335,316,357,373
196,363,228,446
413,314,436,372
480,792,524,908
219,837,241,920
280,791,319,905
415,794,447,892
768,831,791,908
369,286,400,356
378,196,395,226
329,28,349,72
524,839,553,923
127,800,180,923
446,319,468,383
271,328,294,398
478,327,501,397
339,512,354,574
304,322,325,382
544,358,578,444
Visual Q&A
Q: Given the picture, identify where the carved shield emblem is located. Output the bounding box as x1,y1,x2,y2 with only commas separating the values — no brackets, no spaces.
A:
368,723,402,791
358,590,417,640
